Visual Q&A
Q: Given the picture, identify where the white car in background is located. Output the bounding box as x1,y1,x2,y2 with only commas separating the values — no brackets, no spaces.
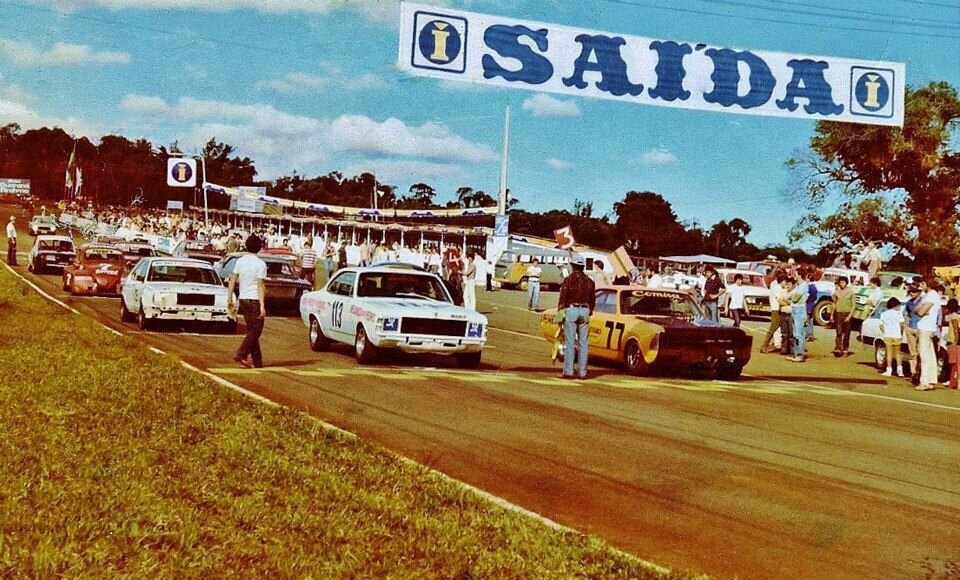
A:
29,215,58,236
120,257,233,332
859,303,949,382
717,268,770,316
658,273,700,292
300,266,488,368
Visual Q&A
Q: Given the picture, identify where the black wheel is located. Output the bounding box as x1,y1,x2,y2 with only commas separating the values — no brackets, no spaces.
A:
813,300,834,327
62,274,70,291
120,298,135,322
456,351,482,369
623,340,650,376
873,340,887,371
937,348,949,383
354,324,379,364
137,307,154,331
716,365,744,380
27,260,34,273
309,317,330,352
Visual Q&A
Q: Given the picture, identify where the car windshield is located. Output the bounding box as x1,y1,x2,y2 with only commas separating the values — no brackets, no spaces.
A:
356,272,450,301
39,240,73,252
85,248,123,261
620,290,704,319
33,216,55,224
149,263,221,285
265,260,296,278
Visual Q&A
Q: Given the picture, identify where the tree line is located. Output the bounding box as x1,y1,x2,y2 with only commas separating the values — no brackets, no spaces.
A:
3,80,954,265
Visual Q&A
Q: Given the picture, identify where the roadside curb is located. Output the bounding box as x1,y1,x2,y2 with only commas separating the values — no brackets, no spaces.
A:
1,261,671,577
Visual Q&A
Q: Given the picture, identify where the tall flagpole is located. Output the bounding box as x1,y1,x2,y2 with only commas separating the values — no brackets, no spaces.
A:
498,105,510,215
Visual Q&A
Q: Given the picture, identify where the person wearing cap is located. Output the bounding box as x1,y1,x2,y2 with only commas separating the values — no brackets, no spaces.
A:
558,254,595,380
5,216,16,266
903,284,923,378
701,266,724,323
831,276,855,356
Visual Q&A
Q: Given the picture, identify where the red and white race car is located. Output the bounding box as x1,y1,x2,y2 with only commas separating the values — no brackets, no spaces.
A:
62,244,125,296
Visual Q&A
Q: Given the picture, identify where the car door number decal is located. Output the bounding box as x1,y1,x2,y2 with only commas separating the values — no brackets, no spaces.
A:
331,301,344,329
604,321,625,350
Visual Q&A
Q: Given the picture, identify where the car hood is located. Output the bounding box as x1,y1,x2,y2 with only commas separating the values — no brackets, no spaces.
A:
366,299,486,321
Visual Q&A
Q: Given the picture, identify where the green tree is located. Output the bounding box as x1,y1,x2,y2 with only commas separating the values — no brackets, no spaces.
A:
706,218,755,260
613,191,691,257
788,81,960,269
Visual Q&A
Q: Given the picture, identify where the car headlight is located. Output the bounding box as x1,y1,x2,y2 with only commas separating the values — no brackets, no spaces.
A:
378,317,400,332
467,322,484,338
153,292,176,307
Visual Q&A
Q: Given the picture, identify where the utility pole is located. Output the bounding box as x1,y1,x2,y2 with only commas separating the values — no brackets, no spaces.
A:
498,105,510,215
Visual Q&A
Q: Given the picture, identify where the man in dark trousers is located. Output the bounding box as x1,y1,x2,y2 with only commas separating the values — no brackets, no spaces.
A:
6,216,17,265
227,235,267,368
558,254,596,380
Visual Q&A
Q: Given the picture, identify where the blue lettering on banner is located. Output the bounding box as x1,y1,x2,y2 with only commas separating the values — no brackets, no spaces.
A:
400,3,905,126
483,25,554,84
647,41,692,102
562,35,644,97
775,59,844,115
702,48,775,109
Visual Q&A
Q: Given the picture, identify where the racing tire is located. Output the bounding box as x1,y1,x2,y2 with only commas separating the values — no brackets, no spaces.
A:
813,300,834,327
120,298,135,322
716,365,744,381
937,348,949,383
873,340,887,371
456,351,482,369
354,324,379,364
137,307,154,331
623,340,650,376
309,317,330,352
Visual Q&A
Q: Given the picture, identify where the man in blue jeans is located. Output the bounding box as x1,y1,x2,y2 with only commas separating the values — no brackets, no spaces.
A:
558,255,595,379
701,266,724,322
526,258,542,310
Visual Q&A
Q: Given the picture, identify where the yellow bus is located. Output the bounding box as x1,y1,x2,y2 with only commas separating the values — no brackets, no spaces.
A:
494,245,571,290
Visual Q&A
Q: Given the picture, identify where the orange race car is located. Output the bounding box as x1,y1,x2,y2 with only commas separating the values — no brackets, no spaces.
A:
62,243,126,296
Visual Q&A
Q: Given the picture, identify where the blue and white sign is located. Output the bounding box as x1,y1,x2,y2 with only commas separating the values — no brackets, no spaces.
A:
399,3,905,126
166,200,184,211
167,158,197,187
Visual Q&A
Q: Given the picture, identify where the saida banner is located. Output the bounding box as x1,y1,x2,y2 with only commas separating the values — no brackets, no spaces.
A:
399,3,905,126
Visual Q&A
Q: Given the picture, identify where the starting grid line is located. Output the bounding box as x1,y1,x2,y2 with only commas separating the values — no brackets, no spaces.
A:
206,366,851,397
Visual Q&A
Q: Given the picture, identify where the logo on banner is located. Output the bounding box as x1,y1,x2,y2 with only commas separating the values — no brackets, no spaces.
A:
167,158,197,187
850,67,895,119
412,11,467,73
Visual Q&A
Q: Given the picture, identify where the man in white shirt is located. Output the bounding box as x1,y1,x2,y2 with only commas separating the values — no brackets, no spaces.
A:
6,216,17,265
726,273,748,328
462,251,477,310
914,279,943,390
227,235,268,369
648,268,663,289
527,258,543,310
760,273,785,353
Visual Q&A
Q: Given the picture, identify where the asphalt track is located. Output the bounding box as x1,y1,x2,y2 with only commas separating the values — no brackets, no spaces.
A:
9,229,960,579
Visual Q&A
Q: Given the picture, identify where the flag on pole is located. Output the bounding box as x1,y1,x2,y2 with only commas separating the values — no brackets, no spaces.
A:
553,225,575,249
64,142,77,198
75,167,83,198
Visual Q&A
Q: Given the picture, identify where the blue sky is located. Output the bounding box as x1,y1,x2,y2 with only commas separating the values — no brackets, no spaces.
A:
1,0,957,246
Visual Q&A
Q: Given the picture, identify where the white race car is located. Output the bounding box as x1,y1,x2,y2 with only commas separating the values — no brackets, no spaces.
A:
300,266,488,367
119,257,233,332
859,303,949,382
29,215,58,236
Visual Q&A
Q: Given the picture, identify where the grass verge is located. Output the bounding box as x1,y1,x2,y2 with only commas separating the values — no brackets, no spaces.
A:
0,265,700,578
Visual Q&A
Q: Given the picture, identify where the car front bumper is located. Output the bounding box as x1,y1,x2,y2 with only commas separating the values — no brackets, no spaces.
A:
374,333,485,354
143,305,231,322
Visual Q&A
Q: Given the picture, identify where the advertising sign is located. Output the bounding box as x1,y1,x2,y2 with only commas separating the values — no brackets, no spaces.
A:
399,3,905,126
167,158,197,187
0,178,30,195
166,200,184,211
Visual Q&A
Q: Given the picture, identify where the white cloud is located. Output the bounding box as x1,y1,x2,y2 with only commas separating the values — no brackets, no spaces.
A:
0,37,130,66
521,94,581,117
120,94,496,178
257,67,385,94
38,0,408,20
546,158,572,170
638,148,678,166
